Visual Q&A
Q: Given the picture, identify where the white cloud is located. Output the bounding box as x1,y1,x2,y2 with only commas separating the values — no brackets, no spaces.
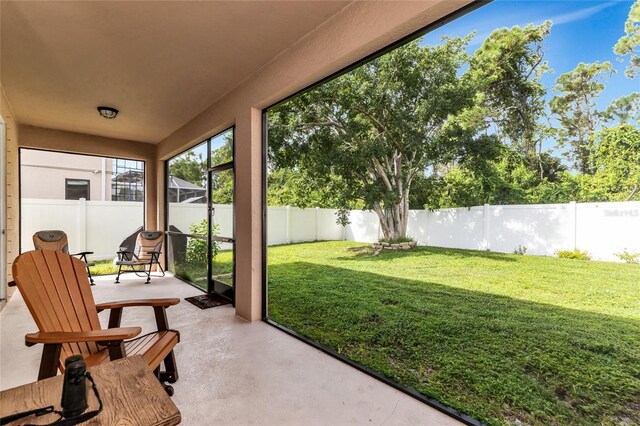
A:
548,1,618,25
466,1,619,47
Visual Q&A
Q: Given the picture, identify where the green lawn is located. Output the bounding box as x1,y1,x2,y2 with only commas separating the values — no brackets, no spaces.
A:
88,251,234,290
173,250,234,291
267,241,640,426
89,259,119,276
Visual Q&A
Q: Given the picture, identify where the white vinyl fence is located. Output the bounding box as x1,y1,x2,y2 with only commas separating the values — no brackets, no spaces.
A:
21,199,144,260
21,199,640,262
266,201,640,262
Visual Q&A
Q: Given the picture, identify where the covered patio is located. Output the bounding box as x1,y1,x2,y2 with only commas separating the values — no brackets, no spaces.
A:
1,1,475,424
0,273,459,425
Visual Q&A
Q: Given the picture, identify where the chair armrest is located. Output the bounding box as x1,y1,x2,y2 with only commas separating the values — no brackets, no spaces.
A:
71,251,94,256
25,327,142,346
96,298,180,312
116,250,136,261
147,250,162,255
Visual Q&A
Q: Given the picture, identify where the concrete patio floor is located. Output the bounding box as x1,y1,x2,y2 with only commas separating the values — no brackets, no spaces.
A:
0,273,460,425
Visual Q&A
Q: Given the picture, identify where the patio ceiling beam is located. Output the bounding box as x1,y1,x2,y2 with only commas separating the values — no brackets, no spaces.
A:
18,125,155,161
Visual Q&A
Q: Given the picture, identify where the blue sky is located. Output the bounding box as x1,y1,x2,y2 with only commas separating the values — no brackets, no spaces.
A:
422,0,636,107
421,0,638,153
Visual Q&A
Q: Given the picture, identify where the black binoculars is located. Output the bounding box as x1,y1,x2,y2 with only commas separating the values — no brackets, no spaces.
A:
61,355,89,418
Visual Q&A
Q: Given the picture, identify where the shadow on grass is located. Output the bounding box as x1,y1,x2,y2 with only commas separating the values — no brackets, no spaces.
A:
267,261,640,426
337,245,517,263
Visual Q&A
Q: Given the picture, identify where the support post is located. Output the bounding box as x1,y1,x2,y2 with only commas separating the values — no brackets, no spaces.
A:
569,201,577,250
286,206,291,244
78,198,87,252
101,157,107,201
234,108,262,321
482,204,490,250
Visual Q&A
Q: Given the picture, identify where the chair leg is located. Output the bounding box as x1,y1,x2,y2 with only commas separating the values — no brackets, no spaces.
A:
115,264,122,284
160,350,179,384
37,344,61,381
86,264,95,286
145,264,151,284
157,260,166,277
79,254,95,286
155,362,175,396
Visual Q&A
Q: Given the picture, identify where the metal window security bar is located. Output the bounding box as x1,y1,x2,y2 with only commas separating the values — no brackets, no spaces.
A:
112,159,144,202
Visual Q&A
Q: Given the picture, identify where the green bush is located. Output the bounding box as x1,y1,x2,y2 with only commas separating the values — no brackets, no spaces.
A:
615,249,640,264
513,245,527,255
185,219,220,264
556,249,591,260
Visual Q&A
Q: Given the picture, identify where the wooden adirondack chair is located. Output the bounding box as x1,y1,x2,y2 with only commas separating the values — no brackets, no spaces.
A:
12,250,180,395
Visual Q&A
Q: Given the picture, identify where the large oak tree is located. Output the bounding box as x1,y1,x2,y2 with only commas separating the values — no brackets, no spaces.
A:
267,36,493,239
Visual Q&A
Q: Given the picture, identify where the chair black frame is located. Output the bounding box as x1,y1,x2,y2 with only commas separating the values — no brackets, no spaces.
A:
115,250,165,284
73,251,96,285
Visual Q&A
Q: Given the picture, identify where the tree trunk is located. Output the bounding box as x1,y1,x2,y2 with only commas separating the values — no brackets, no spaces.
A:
369,154,412,241
373,192,409,241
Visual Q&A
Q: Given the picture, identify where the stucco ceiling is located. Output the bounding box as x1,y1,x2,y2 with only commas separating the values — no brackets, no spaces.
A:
0,1,351,143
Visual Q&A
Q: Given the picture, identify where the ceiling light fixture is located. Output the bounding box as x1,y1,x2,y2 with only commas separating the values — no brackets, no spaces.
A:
97,106,118,119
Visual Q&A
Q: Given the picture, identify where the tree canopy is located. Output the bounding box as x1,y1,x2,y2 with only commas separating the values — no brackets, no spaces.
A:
605,92,640,125
614,0,640,78
582,124,640,201
550,62,614,174
466,22,551,176
168,150,206,188
268,35,501,239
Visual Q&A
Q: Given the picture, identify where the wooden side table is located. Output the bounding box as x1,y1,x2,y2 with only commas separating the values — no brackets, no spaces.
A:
0,355,181,425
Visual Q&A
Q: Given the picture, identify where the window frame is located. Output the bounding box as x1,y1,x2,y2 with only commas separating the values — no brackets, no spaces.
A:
164,126,236,301
64,178,90,201
260,2,487,425
18,147,146,254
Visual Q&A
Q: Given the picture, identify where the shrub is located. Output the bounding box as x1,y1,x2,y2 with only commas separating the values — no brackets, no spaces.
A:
556,249,591,260
615,249,640,264
185,219,220,264
513,245,527,255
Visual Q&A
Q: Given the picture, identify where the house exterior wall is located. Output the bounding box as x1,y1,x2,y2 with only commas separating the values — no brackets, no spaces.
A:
1,87,19,300
20,150,113,201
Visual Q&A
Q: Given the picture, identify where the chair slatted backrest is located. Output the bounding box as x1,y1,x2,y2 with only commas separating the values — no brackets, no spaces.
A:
12,250,102,369
33,230,70,253
134,231,164,263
